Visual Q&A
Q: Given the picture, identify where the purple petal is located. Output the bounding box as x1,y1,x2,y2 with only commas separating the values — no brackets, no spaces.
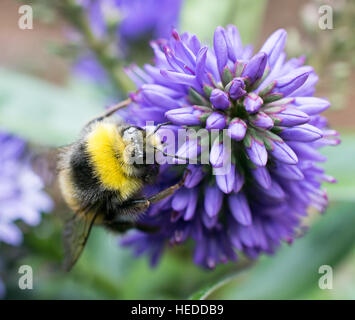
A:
246,138,268,167
176,138,201,163
195,47,208,85
184,165,206,188
141,89,180,109
288,141,327,162
227,118,247,141
216,164,235,193
213,26,228,76
202,211,219,229
160,69,198,88
260,29,287,68
280,124,323,142
206,112,227,130
258,179,286,200
272,161,304,180
250,112,274,129
291,71,319,97
293,97,330,116
273,67,312,97
141,84,183,99
251,166,271,189
210,140,229,168
244,93,263,113
228,193,252,226
242,52,267,85
165,107,201,125
210,89,231,110
184,189,198,220
270,106,309,126
0,223,23,245
225,25,243,60
233,168,245,193
204,185,223,217
171,188,190,211
228,77,246,100
270,140,298,164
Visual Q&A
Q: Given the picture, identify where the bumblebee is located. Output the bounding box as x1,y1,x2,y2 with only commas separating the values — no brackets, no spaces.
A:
58,99,186,271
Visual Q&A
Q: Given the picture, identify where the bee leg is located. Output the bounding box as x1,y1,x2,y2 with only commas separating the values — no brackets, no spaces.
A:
147,169,190,204
105,199,151,232
119,199,151,215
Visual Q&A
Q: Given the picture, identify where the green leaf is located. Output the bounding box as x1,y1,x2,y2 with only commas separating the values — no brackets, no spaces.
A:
208,201,355,299
189,280,229,300
0,68,107,146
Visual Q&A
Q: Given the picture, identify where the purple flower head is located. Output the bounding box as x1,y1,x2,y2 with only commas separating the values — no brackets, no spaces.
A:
122,26,338,268
0,131,53,246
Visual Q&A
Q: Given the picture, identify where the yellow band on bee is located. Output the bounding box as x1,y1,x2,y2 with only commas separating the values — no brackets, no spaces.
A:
86,122,142,200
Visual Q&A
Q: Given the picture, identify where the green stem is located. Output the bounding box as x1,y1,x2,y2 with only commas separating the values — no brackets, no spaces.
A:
57,0,131,93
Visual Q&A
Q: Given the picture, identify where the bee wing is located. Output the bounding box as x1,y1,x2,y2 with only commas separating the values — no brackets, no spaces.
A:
62,207,99,272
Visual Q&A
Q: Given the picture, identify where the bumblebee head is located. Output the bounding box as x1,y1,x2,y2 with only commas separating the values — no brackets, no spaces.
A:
120,126,162,180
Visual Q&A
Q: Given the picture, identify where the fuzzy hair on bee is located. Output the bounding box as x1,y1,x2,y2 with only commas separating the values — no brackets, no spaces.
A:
57,99,187,271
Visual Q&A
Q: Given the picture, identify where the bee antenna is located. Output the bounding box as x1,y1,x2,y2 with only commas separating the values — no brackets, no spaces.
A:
146,122,172,139
88,98,132,124
153,146,190,162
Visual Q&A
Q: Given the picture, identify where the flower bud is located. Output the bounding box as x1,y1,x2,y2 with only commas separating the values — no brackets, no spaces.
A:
244,93,263,114
242,52,267,85
210,140,229,168
213,26,228,76
272,67,312,97
204,185,223,217
206,112,226,130
227,77,246,100
265,106,309,127
280,124,323,142
216,164,235,194
251,166,271,189
293,97,330,115
228,193,252,226
244,134,268,167
227,118,247,141
250,112,274,130
210,88,231,110
259,29,287,68
184,165,206,188
165,107,202,125
270,140,298,164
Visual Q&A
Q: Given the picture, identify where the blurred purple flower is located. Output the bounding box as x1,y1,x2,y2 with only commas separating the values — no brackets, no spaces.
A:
121,26,338,268
74,0,183,81
79,0,183,42
0,131,53,246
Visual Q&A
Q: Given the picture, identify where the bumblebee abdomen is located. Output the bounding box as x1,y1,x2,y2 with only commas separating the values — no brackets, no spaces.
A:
58,169,81,212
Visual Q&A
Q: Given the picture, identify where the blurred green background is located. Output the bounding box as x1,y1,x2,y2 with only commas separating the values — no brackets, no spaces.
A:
0,0,355,299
